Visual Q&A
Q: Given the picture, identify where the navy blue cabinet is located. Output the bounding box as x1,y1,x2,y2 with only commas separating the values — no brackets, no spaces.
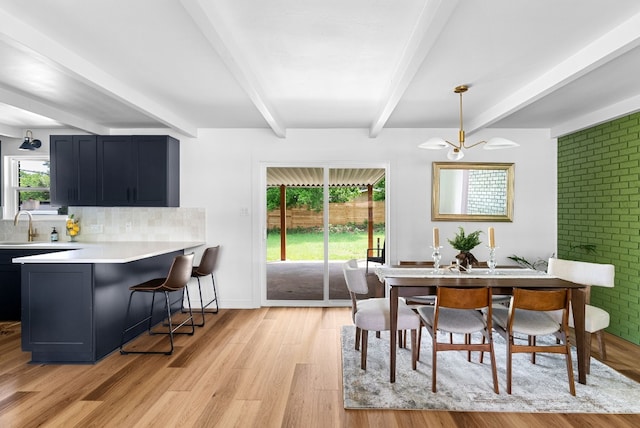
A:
96,135,180,207
0,249,65,321
21,251,181,363
50,134,179,207
50,135,97,206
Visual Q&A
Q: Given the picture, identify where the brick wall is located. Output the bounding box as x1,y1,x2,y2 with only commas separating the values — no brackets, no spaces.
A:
558,111,640,344
467,169,508,215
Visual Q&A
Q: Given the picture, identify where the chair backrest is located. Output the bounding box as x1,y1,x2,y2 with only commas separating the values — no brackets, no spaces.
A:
195,246,220,276
164,253,196,290
343,259,369,295
511,288,569,312
547,258,614,288
436,287,491,310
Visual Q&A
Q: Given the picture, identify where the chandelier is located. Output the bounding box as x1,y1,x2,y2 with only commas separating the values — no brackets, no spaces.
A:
419,85,518,160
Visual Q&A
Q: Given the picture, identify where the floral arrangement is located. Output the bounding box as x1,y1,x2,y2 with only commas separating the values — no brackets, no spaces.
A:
448,226,482,267
66,214,80,240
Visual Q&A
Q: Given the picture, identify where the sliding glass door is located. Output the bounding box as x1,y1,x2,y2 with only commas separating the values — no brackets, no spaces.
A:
264,166,386,306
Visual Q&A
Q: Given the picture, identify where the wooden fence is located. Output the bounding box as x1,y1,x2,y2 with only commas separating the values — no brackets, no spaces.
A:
267,200,385,229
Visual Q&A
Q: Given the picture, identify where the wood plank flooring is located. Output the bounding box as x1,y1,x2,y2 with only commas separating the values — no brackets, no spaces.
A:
1,308,639,427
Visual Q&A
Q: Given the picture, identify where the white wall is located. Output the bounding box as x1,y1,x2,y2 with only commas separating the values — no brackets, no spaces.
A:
179,127,557,308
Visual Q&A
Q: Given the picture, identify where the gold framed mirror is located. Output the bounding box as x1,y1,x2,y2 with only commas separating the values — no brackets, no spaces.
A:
432,162,514,222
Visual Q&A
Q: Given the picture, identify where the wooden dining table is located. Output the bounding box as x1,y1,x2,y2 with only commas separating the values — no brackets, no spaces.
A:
375,266,590,384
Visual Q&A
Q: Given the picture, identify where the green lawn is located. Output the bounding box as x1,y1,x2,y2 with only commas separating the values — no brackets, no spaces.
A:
267,232,384,261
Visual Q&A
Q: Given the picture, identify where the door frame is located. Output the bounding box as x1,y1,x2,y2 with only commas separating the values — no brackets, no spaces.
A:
258,162,389,307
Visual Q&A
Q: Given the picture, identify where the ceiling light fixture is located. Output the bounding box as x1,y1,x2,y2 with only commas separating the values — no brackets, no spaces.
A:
19,130,42,151
418,85,518,160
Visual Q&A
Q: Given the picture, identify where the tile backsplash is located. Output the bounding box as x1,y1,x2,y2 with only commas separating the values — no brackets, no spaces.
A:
1,207,205,243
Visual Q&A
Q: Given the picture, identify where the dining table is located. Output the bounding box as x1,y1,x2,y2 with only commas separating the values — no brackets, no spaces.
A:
375,265,590,384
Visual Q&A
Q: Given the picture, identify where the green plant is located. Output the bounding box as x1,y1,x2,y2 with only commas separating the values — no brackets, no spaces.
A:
447,227,482,252
507,253,555,271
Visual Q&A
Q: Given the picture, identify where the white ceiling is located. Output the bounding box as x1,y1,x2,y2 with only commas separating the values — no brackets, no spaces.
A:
0,0,639,139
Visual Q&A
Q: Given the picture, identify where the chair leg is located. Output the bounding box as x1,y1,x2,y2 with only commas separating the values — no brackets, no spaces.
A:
193,276,206,327
354,326,361,351
507,335,514,394
416,323,422,361
411,329,418,370
586,331,593,374
596,329,607,360
563,330,576,396
120,290,167,355
465,333,471,362
163,291,175,355
361,329,368,370
482,328,499,394
431,335,438,393
208,272,219,313
529,336,537,364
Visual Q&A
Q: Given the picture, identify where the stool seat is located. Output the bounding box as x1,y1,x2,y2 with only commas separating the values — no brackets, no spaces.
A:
120,253,195,355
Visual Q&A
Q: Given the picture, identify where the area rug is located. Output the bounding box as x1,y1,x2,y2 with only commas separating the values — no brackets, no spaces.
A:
341,325,640,413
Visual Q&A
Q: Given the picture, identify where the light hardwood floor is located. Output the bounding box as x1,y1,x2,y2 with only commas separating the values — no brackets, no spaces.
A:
1,307,639,427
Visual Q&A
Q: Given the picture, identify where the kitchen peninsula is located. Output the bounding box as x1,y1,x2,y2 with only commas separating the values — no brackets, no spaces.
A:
14,241,203,364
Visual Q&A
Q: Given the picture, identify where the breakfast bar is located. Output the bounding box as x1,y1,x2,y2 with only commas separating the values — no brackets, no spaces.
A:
13,241,203,364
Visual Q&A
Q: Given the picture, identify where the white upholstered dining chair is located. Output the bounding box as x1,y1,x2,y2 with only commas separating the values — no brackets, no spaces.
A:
343,259,421,371
547,257,615,372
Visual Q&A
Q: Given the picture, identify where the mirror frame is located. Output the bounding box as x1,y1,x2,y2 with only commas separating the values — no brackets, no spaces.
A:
432,162,515,222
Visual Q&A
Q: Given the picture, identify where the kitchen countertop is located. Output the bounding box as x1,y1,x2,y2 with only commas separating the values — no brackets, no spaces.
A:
10,241,205,264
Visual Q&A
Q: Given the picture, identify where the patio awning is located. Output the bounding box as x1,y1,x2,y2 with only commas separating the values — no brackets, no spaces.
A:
267,167,385,187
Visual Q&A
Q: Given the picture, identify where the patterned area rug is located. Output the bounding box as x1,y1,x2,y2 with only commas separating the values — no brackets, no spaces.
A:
341,325,640,413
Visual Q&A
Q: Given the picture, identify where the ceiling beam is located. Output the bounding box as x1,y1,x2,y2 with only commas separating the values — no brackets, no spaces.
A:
0,87,110,135
466,10,640,135
180,0,286,138
0,122,22,138
369,0,459,138
0,8,199,137
551,93,640,138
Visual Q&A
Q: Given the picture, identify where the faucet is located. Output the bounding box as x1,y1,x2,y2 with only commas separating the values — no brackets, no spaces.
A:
14,210,36,242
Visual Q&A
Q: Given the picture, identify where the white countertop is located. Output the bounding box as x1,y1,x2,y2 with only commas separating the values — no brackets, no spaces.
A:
11,241,205,264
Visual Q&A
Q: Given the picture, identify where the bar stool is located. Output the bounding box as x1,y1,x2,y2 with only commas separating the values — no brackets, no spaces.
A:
190,246,220,326
120,253,195,355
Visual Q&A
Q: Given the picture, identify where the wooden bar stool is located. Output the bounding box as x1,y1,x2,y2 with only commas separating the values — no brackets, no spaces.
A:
190,246,220,326
120,253,195,355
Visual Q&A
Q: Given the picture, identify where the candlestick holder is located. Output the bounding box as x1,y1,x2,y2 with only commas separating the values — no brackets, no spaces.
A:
487,246,497,274
431,246,443,273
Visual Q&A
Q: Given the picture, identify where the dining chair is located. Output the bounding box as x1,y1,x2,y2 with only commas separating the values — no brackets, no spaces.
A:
120,253,196,355
417,287,499,393
189,245,220,326
547,258,615,372
343,259,421,371
492,287,575,395
365,239,385,274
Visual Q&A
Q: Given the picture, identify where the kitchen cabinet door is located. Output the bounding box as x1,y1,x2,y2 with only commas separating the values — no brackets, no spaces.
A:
132,135,180,207
96,135,134,206
50,135,97,206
